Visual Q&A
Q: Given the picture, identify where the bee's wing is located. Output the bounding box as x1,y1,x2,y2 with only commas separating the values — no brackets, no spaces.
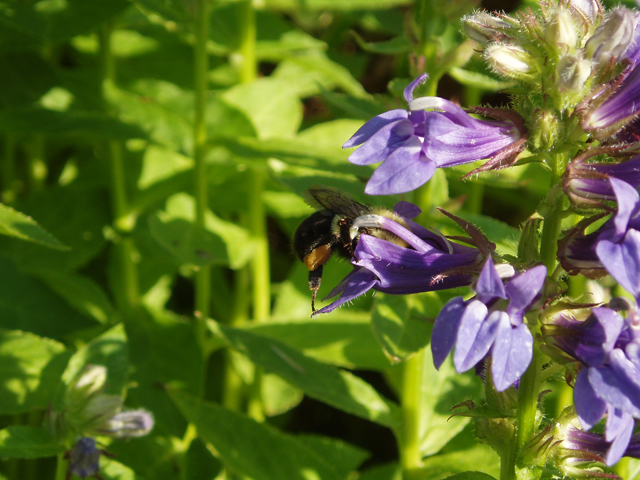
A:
304,186,370,218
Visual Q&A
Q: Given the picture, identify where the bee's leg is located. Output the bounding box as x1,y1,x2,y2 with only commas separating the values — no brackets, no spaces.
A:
308,266,323,312
337,218,354,256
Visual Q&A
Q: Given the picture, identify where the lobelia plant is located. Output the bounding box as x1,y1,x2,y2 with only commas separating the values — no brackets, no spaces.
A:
311,0,640,478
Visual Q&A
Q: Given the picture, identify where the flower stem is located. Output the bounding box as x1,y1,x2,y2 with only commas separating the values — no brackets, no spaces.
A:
399,347,425,480
99,22,140,310
55,452,67,480
193,0,211,341
238,0,257,84
3,134,16,203
540,152,568,272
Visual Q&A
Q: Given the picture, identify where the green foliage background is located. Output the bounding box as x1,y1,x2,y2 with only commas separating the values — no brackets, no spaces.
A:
3,0,631,479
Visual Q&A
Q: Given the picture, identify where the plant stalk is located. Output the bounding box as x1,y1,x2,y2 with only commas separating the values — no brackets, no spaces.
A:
99,22,140,310
193,0,211,347
400,348,426,480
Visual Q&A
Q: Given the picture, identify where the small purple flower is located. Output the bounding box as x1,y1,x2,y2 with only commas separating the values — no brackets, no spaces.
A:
343,74,524,195
558,425,628,477
595,177,640,296
66,437,102,479
431,258,547,392
565,149,640,205
314,202,483,315
559,177,640,296
580,9,640,139
546,301,640,465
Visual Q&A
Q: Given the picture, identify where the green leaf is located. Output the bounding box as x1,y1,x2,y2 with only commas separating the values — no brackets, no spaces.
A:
420,353,480,456
246,315,390,370
0,0,129,48
0,107,146,140
263,0,411,10
351,32,411,54
416,445,501,480
0,185,109,272
0,52,57,107
0,204,68,250
24,269,116,325
209,320,401,427
222,77,303,139
125,307,204,436
371,294,436,363
149,193,255,269
448,67,514,92
0,330,70,414
168,388,343,480
272,54,368,98
261,373,303,417
100,457,138,480
440,473,497,480
452,212,520,257
61,324,128,397
0,257,96,339
298,434,369,478
0,426,63,459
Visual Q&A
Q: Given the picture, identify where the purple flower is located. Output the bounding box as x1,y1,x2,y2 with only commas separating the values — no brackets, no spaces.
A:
546,302,640,465
431,258,547,391
558,425,630,477
314,202,483,315
559,177,640,296
593,178,640,296
66,437,101,479
565,150,640,205
580,9,640,139
343,74,524,195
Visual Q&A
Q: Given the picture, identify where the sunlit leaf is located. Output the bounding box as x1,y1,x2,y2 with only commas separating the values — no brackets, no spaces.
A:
0,204,68,250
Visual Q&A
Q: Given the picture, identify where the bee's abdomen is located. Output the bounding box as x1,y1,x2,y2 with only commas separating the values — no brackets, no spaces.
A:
293,211,335,260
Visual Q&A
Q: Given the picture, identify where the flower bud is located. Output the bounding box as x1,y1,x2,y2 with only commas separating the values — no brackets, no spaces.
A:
71,394,123,433
485,44,535,79
94,409,155,438
463,12,513,46
569,0,601,38
584,8,635,66
66,365,107,410
557,54,592,95
545,8,579,52
530,109,561,151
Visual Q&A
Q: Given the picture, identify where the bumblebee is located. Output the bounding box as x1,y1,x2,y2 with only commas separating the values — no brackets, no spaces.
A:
293,186,410,312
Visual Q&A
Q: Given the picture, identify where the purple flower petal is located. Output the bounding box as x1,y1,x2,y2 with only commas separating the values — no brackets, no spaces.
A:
315,268,378,315
432,297,466,369
588,351,640,417
348,119,415,166
491,319,533,392
596,229,640,294
605,411,634,466
343,109,409,148
606,406,631,442
364,138,436,195
403,73,428,103
453,304,498,373
475,258,507,304
611,177,640,239
354,236,477,293
574,368,608,430
505,265,547,324
394,201,422,219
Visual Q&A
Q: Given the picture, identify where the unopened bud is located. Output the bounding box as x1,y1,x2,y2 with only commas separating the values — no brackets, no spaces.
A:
530,110,561,150
67,365,107,408
72,394,122,433
545,8,579,51
485,44,535,78
569,0,600,24
557,54,592,95
463,12,513,46
94,409,155,438
584,8,635,65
